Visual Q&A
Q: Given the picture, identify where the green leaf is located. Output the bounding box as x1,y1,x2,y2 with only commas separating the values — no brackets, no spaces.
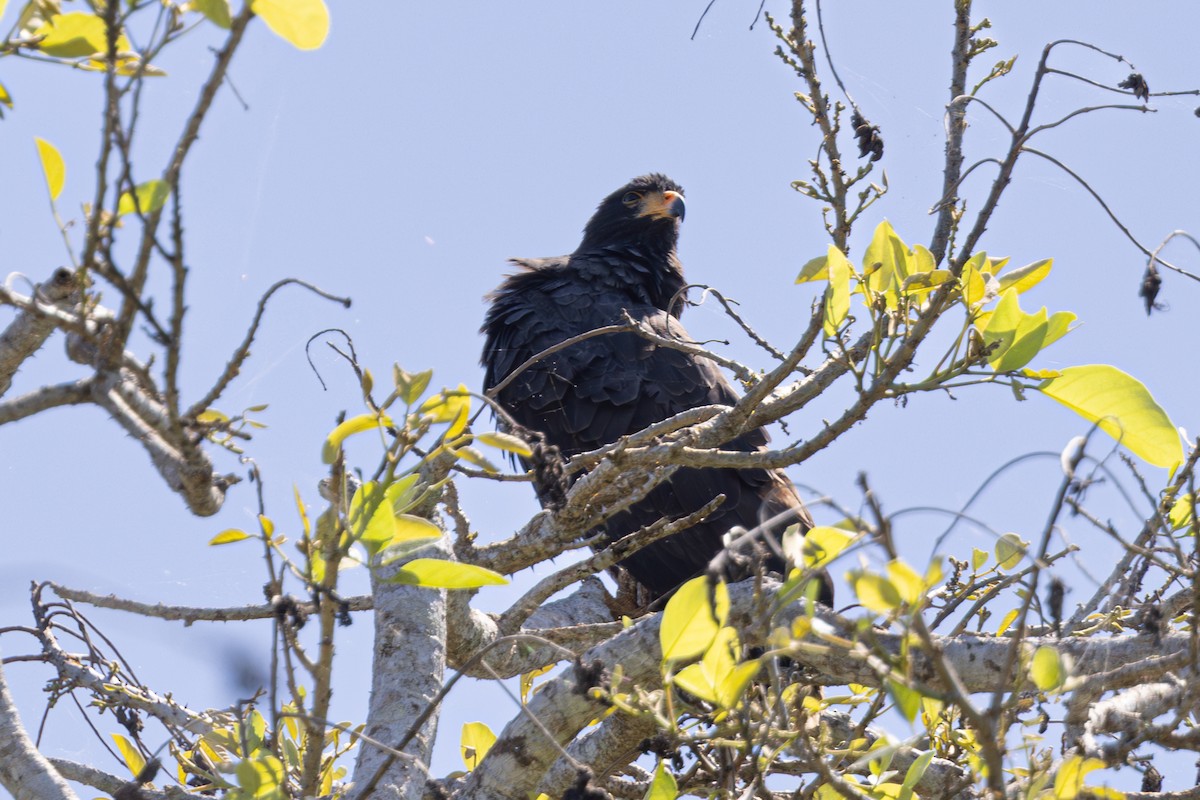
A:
349,483,441,559
995,533,1028,570
348,481,392,556
887,679,920,722
117,179,169,216
823,244,851,338
322,412,390,463
395,367,432,406
250,0,329,50
1030,645,1064,691
982,289,1070,372
209,528,252,545
190,0,231,28
997,258,1052,295
644,761,678,800
35,137,64,201
386,473,422,513
899,750,934,800
475,430,533,458
460,722,496,771
388,559,508,589
1036,365,1182,468
111,733,146,778
659,576,729,663
33,11,107,57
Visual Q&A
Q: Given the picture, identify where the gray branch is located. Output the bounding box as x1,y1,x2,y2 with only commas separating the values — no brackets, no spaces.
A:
0,661,79,800
0,269,80,398
0,379,93,424
349,541,449,800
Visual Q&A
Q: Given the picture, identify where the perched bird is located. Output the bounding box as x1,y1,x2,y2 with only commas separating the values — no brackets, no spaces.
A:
481,174,830,603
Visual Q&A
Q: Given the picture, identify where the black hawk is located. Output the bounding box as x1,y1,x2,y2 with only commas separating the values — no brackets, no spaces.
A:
481,174,830,603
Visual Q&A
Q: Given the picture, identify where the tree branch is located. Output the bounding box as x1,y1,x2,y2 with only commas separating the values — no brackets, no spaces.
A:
0,269,79,398
0,662,79,800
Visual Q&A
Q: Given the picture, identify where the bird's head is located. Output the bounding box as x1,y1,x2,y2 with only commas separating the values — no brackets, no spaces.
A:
578,173,685,255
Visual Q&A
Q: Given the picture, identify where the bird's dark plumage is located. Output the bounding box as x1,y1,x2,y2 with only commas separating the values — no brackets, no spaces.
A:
481,174,829,602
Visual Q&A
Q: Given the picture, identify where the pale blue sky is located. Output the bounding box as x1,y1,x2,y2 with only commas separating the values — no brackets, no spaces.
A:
1,1,1197,792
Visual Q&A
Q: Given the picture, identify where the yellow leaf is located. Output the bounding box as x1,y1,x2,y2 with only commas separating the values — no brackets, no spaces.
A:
783,525,853,571
389,559,508,589
349,482,398,557
1169,493,1194,531
251,0,329,50
1030,645,1064,691
795,254,828,283
996,608,1019,635
997,258,1052,295
886,559,925,606
1054,755,1106,800
0,80,13,111
982,289,1049,372
111,733,146,778
520,664,554,704
35,137,64,201
716,661,761,709
673,662,718,705
34,11,107,57
659,576,729,663
386,473,422,513
322,412,391,463
971,547,989,570
189,0,232,28
209,528,251,545
393,514,443,542
862,219,909,307
911,243,936,275
823,244,852,338
955,251,993,309
1037,365,1183,468
901,269,953,296
995,533,1028,570
475,430,533,458
645,761,678,800
459,722,496,771
850,571,902,614
117,179,169,216
421,386,471,439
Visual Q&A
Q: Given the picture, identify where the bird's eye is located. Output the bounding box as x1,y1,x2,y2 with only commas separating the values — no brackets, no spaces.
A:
621,192,641,207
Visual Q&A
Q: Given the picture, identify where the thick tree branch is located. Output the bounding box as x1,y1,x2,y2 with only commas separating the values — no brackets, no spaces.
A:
0,379,93,425
0,662,79,800
91,370,231,515
0,269,78,398
349,542,449,800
